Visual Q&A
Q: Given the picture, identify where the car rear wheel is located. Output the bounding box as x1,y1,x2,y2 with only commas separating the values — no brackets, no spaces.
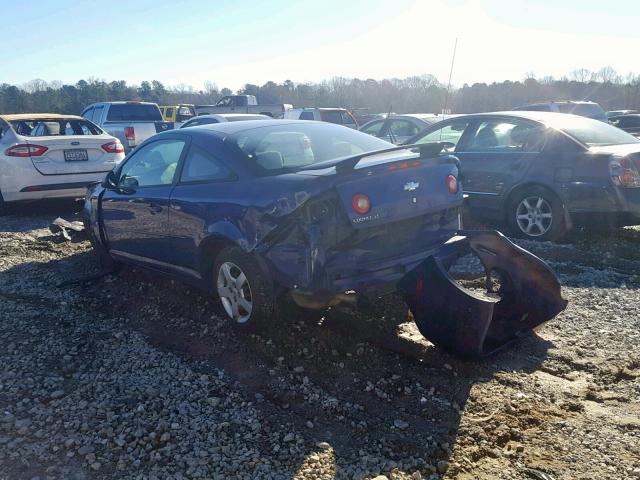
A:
214,247,274,331
507,187,565,241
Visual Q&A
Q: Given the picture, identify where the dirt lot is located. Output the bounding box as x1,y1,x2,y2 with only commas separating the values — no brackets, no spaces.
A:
1,202,639,480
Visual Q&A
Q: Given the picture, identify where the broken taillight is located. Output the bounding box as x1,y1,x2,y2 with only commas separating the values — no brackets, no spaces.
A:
447,174,459,193
611,156,640,188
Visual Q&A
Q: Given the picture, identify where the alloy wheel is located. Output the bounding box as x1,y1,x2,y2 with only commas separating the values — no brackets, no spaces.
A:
515,196,553,237
217,261,253,323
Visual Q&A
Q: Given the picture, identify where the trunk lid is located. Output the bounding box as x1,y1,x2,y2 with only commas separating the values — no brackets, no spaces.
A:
332,153,463,229
27,135,121,175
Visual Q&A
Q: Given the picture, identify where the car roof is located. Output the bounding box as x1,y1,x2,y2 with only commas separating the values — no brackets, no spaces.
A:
428,111,587,124
292,107,347,111
0,113,85,121
178,119,320,136
609,113,640,118
195,113,271,120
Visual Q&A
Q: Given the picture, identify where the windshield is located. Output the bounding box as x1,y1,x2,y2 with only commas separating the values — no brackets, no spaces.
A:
230,122,393,174
106,104,163,122
548,115,640,146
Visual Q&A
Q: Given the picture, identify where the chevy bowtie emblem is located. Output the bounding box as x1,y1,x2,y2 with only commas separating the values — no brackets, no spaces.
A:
404,181,420,192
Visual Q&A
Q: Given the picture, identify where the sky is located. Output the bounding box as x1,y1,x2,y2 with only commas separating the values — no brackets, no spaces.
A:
2,0,640,90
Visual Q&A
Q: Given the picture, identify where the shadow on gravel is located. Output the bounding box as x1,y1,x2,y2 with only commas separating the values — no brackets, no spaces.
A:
3,246,553,479
0,200,81,233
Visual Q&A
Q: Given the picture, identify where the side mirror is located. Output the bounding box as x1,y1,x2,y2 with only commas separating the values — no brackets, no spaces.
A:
103,170,118,189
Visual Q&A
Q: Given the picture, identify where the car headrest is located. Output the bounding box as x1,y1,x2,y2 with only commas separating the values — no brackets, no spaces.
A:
256,151,284,170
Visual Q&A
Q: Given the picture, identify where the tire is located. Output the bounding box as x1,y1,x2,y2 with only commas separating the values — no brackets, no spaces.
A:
507,186,566,241
213,247,275,331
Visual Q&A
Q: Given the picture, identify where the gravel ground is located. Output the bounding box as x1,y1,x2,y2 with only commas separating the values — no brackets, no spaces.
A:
1,202,639,480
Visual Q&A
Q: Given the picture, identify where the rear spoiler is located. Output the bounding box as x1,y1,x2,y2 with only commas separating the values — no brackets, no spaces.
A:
299,143,451,175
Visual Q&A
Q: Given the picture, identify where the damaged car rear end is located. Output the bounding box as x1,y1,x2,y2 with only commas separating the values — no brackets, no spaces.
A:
84,121,567,358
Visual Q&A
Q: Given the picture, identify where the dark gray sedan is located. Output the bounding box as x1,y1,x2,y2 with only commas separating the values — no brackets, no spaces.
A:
407,111,640,240
360,114,448,144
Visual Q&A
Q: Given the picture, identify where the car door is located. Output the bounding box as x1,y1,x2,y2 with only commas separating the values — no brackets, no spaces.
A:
168,144,237,275
454,118,545,212
101,137,188,267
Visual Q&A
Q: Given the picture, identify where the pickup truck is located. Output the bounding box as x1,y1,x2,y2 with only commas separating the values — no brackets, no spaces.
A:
81,101,173,152
194,95,292,117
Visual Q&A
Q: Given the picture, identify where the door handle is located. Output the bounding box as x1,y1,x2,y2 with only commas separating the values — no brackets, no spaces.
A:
149,203,163,214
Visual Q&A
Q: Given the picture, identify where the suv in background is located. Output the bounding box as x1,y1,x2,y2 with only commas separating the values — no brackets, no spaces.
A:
512,101,607,122
284,108,358,129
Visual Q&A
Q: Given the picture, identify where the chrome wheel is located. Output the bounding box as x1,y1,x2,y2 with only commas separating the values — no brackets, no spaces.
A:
217,261,253,324
515,196,553,237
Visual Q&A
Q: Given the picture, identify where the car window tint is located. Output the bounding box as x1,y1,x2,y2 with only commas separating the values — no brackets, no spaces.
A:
299,111,315,120
341,111,356,126
320,110,343,124
118,139,186,188
92,106,104,123
388,120,420,138
82,107,94,122
414,121,470,150
361,120,385,136
106,104,163,122
465,120,545,153
180,146,232,183
166,107,174,118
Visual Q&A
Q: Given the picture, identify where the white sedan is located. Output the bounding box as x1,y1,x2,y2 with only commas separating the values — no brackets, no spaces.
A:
0,114,125,212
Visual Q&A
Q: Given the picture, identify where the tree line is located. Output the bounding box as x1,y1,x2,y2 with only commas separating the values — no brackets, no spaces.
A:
2,68,640,116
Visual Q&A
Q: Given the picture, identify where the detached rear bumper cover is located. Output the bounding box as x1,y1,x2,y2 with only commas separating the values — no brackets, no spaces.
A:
398,230,567,358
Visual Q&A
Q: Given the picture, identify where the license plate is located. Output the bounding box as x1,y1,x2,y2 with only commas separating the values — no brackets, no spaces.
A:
64,149,88,161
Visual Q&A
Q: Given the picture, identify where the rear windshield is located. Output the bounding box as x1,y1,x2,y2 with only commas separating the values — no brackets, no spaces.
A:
230,123,393,175
106,104,162,122
320,110,345,124
550,115,640,146
9,119,103,136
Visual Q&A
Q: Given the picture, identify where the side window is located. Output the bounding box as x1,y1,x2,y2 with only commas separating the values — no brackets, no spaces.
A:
360,120,385,136
299,111,315,120
165,107,174,118
180,146,232,183
341,111,356,126
465,120,545,153
92,106,104,124
414,121,471,150
82,107,94,122
388,120,420,138
118,139,186,188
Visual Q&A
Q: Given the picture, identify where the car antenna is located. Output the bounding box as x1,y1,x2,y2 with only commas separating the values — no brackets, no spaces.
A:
386,104,396,144
441,37,458,130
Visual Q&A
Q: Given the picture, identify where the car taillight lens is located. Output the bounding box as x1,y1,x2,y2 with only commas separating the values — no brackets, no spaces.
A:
611,156,640,188
447,174,458,193
124,127,136,147
102,140,125,154
351,193,371,215
5,144,48,157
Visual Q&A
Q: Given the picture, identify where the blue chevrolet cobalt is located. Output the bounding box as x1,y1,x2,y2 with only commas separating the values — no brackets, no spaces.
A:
83,120,465,329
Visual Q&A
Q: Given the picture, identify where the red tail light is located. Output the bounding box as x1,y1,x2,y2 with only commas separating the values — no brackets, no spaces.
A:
611,157,640,188
447,174,458,193
5,144,48,157
124,127,136,148
102,140,125,154
351,193,371,215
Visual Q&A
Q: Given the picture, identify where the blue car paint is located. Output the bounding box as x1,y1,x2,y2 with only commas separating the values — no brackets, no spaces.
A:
84,121,464,307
